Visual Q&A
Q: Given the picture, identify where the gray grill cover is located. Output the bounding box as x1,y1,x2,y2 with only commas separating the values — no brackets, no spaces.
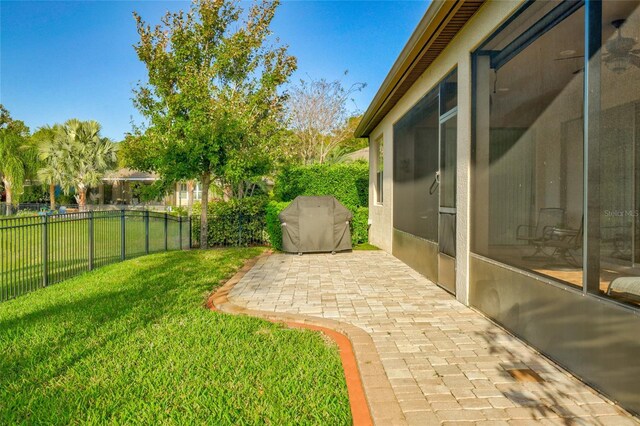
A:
279,196,353,253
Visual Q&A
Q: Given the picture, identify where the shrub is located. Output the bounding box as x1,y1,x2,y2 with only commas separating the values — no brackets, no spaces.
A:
265,201,290,251
351,207,369,245
21,185,48,203
192,196,268,247
168,206,189,217
14,210,39,218
273,162,368,209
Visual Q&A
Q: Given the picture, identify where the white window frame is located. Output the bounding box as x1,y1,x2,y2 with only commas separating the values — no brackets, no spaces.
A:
374,135,384,205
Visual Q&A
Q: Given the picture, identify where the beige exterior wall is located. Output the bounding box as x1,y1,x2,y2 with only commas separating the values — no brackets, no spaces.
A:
367,0,525,303
368,134,392,252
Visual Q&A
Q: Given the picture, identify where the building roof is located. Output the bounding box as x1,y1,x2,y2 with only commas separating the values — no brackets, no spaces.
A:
355,0,485,138
102,168,159,182
344,147,369,162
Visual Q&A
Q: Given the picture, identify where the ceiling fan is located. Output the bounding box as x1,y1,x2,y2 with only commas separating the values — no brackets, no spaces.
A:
603,19,640,74
552,19,640,75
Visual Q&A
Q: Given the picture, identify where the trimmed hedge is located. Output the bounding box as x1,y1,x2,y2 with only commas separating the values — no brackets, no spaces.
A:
193,197,269,247
273,162,369,209
265,201,290,251
192,162,371,250
351,207,369,246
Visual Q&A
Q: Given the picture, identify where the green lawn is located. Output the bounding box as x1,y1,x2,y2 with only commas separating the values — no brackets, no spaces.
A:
0,212,189,301
0,248,351,425
353,242,379,251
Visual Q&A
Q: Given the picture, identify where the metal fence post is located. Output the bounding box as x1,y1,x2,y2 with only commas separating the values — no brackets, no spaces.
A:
42,215,48,287
188,215,193,249
164,213,168,251
179,216,183,250
120,209,126,261
88,211,94,271
145,210,150,254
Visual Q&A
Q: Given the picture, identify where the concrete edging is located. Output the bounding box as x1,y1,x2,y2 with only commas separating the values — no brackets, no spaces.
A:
206,251,406,426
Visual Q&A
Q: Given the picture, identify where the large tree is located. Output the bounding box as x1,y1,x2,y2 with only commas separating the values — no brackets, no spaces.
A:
129,0,296,248
0,106,37,214
46,120,118,209
287,76,365,165
0,131,38,215
0,104,30,137
32,125,62,209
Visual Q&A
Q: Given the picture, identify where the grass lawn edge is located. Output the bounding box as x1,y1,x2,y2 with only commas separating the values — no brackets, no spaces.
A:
207,250,374,426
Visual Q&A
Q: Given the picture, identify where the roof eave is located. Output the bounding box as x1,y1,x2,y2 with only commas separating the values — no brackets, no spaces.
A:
356,0,485,138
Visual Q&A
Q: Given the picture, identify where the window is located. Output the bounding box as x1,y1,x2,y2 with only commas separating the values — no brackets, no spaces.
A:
374,136,384,204
472,2,585,289
194,182,202,201
178,183,188,207
586,1,640,307
393,70,458,242
394,89,440,241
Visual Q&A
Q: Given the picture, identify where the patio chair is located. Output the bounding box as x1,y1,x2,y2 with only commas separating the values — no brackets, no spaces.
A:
516,208,565,259
542,220,583,267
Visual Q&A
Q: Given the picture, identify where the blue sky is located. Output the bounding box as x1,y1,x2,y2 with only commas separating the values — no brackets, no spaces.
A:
1,1,428,141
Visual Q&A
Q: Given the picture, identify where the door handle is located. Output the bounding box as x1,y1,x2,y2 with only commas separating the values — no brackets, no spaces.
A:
429,171,440,195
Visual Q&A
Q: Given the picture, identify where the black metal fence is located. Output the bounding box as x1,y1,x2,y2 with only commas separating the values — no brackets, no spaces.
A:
0,210,190,302
0,202,171,216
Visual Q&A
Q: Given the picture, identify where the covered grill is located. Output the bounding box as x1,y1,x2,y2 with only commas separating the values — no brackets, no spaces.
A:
279,196,353,254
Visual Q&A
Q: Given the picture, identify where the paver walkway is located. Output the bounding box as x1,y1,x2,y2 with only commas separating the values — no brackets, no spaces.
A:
228,251,638,425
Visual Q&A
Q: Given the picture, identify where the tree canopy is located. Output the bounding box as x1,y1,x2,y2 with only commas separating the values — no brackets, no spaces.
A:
0,112,38,213
286,76,365,165
125,0,296,248
32,125,61,209
38,120,117,208
0,104,30,138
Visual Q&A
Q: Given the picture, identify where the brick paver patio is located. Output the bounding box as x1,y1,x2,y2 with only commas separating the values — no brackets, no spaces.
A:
227,251,638,425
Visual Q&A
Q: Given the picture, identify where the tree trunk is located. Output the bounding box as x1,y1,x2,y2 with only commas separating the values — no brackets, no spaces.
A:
223,184,232,201
49,183,56,210
4,180,13,216
187,180,194,211
77,187,87,210
200,172,211,249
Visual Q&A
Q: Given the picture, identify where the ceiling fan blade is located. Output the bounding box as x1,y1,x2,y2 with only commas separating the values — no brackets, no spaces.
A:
631,55,640,69
554,55,584,61
631,49,640,54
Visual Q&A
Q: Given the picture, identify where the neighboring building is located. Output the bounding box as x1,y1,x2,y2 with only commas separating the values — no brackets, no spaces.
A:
99,169,205,208
100,168,163,205
357,0,640,415
343,147,369,162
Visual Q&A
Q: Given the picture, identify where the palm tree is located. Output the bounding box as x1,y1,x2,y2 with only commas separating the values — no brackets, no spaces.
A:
33,125,64,210
55,120,118,209
0,130,38,215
